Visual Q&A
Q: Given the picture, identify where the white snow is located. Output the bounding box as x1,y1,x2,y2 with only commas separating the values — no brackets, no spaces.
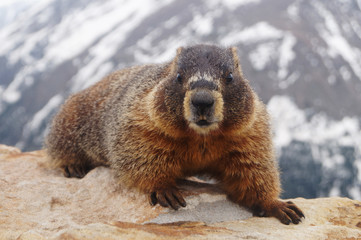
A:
191,12,215,36
132,6,222,65
221,22,283,46
244,27,297,79
267,95,306,148
0,0,53,55
163,16,180,29
329,183,341,197
44,0,141,66
267,95,361,149
278,71,300,89
179,7,222,39
349,185,361,200
268,95,361,197
23,94,63,137
8,28,48,65
350,19,361,40
0,0,31,7
277,33,296,79
208,0,262,10
1,76,22,104
0,0,176,95
339,65,351,81
0,0,32,29
287,2,300,22
314,1,361,80
248,42,277,71
355,159,361,187
69,0,175,92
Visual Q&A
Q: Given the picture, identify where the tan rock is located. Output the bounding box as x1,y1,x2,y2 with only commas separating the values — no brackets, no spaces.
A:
0,144,21,156
0,145,360,240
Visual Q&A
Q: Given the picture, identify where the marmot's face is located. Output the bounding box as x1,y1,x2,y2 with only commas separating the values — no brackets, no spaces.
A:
182,72,224,135
164,45,253,135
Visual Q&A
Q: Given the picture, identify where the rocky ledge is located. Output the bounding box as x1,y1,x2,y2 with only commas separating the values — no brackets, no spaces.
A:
1,144,361,240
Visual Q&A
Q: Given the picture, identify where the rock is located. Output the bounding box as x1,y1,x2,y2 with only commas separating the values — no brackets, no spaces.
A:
0,144,21,155
0,145,360,240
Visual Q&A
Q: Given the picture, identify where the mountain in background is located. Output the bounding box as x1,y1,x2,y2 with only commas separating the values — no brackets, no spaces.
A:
0,0,360,200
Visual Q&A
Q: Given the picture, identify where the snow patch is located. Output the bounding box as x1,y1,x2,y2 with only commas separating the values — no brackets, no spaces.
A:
267,95,361,148
350,19,361,40
248,42,277,71
268,95,361,197
279,71,300,89
22,94,63,140
219,0,261,9
44,1,137,66
329,183,341,197
191,12,214,36
8,28,48,65
267,95,306,148
163,16,180,29
0,0,32,29
340,65,351,81
277,33,296,79
0,0,53,56
314,1,361,80
349,185,361,200
207,0,261,9
221,22,283,46
70,0,175,92
287,2,300,22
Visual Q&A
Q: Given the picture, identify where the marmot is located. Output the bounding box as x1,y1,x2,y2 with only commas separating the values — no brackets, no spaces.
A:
45,44,304,225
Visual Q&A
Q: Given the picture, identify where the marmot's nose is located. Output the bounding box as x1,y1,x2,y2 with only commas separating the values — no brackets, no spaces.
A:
191,91,214,115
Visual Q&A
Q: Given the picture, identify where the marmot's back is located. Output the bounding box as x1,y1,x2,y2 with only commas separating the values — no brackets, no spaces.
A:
45,44,304,225
45,64,162,171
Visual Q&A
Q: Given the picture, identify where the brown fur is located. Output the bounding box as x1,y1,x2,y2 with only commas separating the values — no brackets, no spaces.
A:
45,44,304,224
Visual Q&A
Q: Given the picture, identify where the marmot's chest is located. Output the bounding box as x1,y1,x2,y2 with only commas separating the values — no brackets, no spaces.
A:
179,139,228,173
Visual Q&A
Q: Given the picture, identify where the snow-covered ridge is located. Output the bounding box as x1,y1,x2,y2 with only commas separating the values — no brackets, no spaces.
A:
313,1,361,81
268,95,361,200
268,95,361,149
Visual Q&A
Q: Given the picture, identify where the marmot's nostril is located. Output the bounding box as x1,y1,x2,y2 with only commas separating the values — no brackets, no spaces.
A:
192,98,214,108
191,91,214,114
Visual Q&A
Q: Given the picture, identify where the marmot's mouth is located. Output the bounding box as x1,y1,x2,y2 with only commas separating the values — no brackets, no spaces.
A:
196,120,211,126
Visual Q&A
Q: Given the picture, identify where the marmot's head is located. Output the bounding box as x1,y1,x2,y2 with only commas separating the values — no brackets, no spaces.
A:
150,44,255,137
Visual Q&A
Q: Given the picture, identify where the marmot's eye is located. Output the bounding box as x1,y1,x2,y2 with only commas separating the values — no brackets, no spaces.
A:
226,73,233,83
176,73,182,83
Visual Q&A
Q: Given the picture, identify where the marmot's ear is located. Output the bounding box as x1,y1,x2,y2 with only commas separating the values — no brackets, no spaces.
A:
229,47,244,76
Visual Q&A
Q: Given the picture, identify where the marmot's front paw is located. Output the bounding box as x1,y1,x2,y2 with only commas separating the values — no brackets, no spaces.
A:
253,200,305,225
63,165,89,178
149,187,187,210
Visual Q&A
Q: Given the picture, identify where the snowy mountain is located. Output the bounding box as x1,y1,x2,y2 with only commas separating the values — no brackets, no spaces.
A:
0,0,33,29
0,0,360,200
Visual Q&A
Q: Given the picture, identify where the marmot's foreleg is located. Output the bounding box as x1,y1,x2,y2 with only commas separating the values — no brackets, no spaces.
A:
220,157,304,224
112,156,187,210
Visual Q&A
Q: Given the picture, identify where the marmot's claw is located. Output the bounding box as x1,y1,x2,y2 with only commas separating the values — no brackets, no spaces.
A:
150,188,186,210
150,192,158,206
253,200,304,225
63,165,88,178
286,201,305,219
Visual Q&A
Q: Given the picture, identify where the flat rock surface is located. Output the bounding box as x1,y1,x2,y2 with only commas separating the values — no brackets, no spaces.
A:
1,144,361,240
